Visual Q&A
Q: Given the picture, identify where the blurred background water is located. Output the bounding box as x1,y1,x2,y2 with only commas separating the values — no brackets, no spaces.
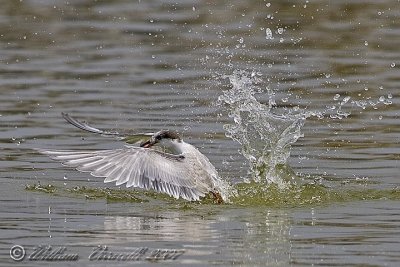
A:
0,0,399,266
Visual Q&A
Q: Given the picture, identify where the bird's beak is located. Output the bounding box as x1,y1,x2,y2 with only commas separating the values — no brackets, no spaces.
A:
140,139,154,148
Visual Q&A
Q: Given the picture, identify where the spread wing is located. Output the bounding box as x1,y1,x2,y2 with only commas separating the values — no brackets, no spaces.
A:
36,147,209,201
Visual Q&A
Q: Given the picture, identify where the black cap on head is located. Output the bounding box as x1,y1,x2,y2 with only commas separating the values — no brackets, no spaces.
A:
155,130,181,141
140,130,181,148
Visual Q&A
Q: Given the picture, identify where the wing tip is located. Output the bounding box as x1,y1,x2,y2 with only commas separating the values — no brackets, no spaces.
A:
33,148,53,155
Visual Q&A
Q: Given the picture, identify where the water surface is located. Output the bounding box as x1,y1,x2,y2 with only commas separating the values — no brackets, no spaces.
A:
1,0,399,266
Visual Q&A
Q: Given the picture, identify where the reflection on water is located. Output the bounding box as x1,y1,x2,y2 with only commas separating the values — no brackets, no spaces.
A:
66,206,293,266
1,0,400,266
102,213,213,243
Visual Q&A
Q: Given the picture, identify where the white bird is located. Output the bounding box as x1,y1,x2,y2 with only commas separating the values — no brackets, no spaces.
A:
36,113,230,202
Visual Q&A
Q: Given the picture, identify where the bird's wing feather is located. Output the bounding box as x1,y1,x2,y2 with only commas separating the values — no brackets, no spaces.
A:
62,113,154,143
35,147,208,201
62,112,119,136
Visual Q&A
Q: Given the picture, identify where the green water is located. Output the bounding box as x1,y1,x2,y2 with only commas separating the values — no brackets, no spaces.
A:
25,181,400,209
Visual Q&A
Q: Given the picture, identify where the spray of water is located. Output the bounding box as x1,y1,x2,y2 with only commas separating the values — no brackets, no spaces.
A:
217,69,393,194
218,70,308,188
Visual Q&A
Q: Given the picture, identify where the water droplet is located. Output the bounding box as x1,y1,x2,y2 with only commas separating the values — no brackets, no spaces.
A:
379,96,385,102
364,40,368,46
385,101,392,105
387,93,393,99
222,160,230,166
341,96,351,105
149,19,154,23
266,3,271,7
238,37,244,44
327,105,336,110
333,94,340,100
378,115,383,120
391,62,396,68
277,28,284,34
265,28,273,40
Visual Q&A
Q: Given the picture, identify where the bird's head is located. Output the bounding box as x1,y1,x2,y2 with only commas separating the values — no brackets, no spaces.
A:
140,130,182,148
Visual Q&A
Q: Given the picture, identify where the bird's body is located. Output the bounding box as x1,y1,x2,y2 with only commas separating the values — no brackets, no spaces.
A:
36,113,230,202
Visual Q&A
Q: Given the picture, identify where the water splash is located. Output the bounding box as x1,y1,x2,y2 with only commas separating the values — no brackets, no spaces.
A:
218,70,308,188
216,66,394,189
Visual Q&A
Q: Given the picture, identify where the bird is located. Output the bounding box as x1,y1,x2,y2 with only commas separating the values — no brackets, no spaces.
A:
35,113,231,202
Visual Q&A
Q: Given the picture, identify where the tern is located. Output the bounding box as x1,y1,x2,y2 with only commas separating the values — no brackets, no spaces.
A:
36,113,230,202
